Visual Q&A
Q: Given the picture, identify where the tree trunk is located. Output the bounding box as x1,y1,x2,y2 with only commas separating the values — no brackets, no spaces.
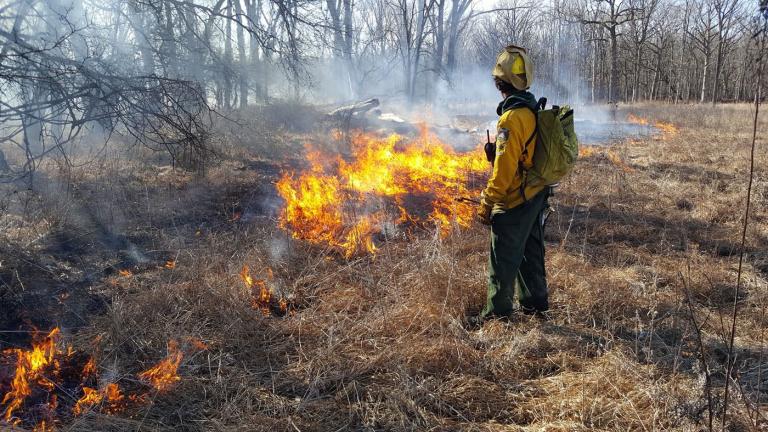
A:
609,26,618,104
224,0,233,110
233,0,248,109
245,0,265,101
342,0,354,97
632,48,642,103
591,38,597,103
409,0,428,102
712,39,724,104
700,53,709,103
445,0,468,80
432,0,445,99
130,4,156,76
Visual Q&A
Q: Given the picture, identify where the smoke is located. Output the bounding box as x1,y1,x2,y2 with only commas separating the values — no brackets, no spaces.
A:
268,236,289,263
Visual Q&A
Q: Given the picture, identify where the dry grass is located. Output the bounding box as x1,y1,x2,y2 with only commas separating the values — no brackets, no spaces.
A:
1,102,767,431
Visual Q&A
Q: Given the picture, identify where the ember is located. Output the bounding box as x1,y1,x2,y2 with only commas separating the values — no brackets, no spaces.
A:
276,128,487,256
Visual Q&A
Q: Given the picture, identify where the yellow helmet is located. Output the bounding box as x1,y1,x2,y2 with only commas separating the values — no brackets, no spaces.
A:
492,45,534,90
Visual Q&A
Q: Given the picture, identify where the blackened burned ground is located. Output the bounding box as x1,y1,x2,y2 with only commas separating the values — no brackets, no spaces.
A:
0,158,285,349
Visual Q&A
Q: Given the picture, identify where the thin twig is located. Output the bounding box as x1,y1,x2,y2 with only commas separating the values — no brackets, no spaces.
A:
721,33,763,431
680,265,714,432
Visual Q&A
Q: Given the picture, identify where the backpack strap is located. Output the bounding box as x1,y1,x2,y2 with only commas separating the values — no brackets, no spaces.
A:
517,108,539,203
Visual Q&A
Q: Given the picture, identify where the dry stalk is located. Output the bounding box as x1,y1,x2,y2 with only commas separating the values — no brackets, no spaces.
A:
721,28,764,431
756,291,767,427
680,266,714,432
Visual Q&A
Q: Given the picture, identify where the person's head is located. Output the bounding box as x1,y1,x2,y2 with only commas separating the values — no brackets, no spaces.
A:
492,45,534,96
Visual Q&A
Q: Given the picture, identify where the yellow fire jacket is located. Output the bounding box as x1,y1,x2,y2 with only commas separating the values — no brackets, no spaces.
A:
481,106,547,214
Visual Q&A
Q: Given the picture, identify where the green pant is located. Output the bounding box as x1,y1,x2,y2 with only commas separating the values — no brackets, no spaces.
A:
482,189,549,317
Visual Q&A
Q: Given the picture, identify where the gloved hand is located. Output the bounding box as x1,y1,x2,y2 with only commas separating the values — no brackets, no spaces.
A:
476,201,492,225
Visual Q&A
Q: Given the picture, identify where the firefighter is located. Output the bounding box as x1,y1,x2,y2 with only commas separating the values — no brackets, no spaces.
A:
471,45,549,325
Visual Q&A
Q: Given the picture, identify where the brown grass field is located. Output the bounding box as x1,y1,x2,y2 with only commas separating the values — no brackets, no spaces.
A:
1,102,767,431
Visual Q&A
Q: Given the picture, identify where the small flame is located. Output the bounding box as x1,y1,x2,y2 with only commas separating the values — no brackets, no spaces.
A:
241,265,285,315
82,357,97,377
626,113,650,125
118,269,132,277
1,327,60,424
104,383,125,414
164,260,176,270
239,264,254,288
32,420,53,432
654,121,678,135
626,114,678,138
72,387,103,416
138,340,183,392
72,382,128,416
251,280,272,316
186,337,208,351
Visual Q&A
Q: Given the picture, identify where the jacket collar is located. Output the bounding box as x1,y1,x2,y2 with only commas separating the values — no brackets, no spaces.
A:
496,90,538,115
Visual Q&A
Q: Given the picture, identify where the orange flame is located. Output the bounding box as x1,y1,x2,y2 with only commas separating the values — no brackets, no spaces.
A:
82,357,97,377
276,129,486,256
1,328,60,424
239,264,254,288
104,383,125,414
251,280,272,316
138,340,183,392
654,121,678,135
72,382,128,416
33,420,53,431
626,113,650,125
626,114,678,138
241,265,284,315
185,337,208,351
72,387,103,416
118,269,132,277
164,260,176,270
1,330,185,429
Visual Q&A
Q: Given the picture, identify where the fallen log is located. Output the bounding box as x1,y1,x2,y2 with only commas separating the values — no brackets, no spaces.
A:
327,98,380,117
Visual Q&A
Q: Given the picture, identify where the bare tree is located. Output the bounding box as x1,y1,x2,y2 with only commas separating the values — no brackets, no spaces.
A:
711,0,742,103
688,0,718,102
570,0,640,104
626,0,660,102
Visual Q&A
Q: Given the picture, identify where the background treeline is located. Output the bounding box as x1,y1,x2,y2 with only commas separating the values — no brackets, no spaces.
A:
0,0,766,180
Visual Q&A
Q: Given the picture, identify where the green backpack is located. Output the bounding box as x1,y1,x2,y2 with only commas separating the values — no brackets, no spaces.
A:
519,100,579,199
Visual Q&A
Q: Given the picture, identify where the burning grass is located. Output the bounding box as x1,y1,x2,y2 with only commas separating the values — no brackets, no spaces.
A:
1,103,767,430
0,328,201,430
276,127,486,256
